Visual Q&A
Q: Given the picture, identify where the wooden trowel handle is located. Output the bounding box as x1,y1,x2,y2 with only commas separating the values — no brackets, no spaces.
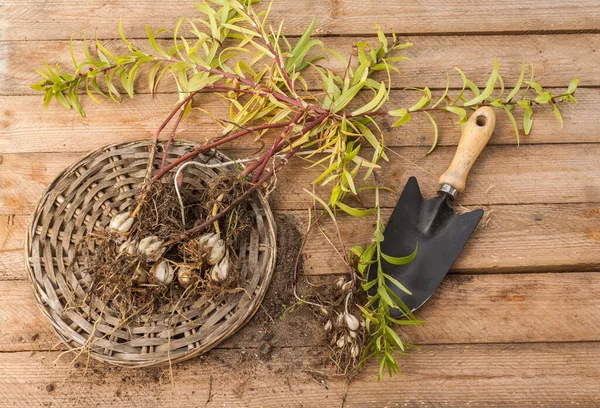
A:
438,106,496,197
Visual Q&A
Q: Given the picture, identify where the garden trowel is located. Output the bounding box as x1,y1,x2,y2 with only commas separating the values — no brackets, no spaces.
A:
368,106,496,316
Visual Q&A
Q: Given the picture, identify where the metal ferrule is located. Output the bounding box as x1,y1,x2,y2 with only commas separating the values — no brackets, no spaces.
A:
438,183,458,200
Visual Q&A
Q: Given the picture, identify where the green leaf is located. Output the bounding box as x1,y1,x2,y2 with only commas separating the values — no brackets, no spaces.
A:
332,81,366,113
464,59,498,106
349,245,364,258
69,36,78,69
518,100,533,135
550,101,563,128
67,82,85,116
336,201,375,217
148,62,163,95
286,18,317,72
377,285,396,308
431,70,450,108
375,24,388,53
391,111,411,127
188,73,223,91
423,111,438,155
452,67,469,104
525,80,544,95
54,91,71,110
385,326,405,351
407,87,431,112
382,273,412,295
534,92,552,104
119,18,136,51
505,63,526,103
373,229,385,242
567,78,579,94
146,25,171,59
381,242,418,266
388,108,407,117
446,106,467,124
502,105,520,145
351,81,387,116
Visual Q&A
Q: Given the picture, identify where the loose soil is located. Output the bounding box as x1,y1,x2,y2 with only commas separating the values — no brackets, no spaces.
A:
57,213,343,399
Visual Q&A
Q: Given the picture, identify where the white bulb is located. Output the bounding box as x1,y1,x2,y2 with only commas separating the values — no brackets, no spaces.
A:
151,261,174,285
344,313,360,331
110,212,134,233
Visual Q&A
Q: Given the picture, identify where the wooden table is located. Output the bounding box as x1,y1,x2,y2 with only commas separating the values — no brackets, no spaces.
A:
1,1,599,406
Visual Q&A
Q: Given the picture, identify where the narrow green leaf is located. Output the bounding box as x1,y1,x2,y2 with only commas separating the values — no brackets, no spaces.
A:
382,273,412,295
505,63,526,102
146,25,171,59
445,106,467,124
431,70,450,108
336,201,375,217
407,87,431,112
385,326,405,351
423,111,438,155
375,23,388,52
502,106,520,145
525,80,543,95
391,111,411,127
381,242,418,266
331,81,365,113
534,92,552,104
518,100,533,135
54,91,71,109
351,81,387,116
550,101,563,128
567,78,579,94
464,59,498,106
119,18,136,51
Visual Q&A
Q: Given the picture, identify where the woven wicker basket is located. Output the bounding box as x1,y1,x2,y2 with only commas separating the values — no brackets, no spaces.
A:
25,140,276,367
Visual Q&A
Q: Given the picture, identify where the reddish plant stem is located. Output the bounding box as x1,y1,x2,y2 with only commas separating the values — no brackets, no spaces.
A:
250,112,304,183
152,120,293,181
168,145,302,244
160,102,189,170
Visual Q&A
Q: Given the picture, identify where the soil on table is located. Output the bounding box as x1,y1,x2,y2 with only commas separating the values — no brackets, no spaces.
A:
55,213,341,399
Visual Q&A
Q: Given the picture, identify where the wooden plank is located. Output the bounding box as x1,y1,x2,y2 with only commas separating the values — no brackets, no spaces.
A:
1,144,598,215
4,34,598,97
2,273,599,351
3,203,599,280
0,87,597,155
0,343,598,407
1,1,599,41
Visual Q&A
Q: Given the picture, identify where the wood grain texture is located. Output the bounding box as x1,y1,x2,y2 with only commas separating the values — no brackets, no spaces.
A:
0,343,598,407
1,144,598,215
4,34,599,97
3,203,599,281
2,273,599,351
1,0,599,41
1,87,597,155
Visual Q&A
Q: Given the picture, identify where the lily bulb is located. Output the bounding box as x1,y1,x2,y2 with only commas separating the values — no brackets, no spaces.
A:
109,212,134,234
138,236,166,262
177,266,194,287
198,233,217,249
351,344,360,359
344,313,360,331
119,240,136,256
151,261,174,285
207,238,226,265
210,253,230,283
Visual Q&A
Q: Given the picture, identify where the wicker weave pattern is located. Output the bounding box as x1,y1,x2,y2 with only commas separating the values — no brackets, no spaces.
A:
25,141,276,367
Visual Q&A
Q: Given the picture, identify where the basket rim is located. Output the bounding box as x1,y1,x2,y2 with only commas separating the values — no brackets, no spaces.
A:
24,139,277,367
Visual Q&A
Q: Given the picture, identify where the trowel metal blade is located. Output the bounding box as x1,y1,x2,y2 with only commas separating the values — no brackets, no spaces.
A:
367,176,483,316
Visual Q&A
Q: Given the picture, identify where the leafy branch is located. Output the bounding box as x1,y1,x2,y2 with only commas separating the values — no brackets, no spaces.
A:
31,0,580,379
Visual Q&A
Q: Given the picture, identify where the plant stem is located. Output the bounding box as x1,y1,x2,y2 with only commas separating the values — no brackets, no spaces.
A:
152,120,293,181
160,102,189,170
167,145,301,244
250,112,304,183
